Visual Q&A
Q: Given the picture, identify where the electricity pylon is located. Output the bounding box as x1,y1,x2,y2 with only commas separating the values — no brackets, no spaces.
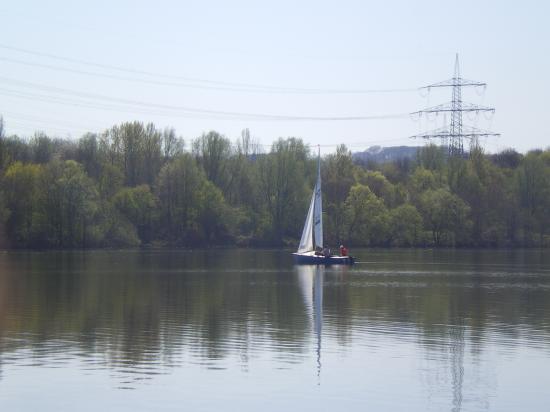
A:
411,54,499,156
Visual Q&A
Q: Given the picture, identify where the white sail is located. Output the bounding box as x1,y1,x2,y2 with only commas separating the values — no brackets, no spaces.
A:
298,190,315,253
297,149,323,253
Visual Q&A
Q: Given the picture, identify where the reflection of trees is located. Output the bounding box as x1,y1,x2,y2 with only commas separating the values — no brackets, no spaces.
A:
0,249,549,392
0,250,312,378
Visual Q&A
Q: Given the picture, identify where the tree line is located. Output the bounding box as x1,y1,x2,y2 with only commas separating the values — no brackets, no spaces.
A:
0,119,549,249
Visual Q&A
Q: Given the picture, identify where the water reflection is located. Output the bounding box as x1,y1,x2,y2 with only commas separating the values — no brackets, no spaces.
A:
450,319,464,412
296,265,324,382
0,249,548,410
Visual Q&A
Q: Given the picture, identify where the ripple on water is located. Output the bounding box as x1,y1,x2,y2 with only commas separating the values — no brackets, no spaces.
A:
0,249,550,409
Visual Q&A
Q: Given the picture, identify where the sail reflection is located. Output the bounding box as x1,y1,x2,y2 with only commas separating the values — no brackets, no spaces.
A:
450,321,464,412
296,264,324,382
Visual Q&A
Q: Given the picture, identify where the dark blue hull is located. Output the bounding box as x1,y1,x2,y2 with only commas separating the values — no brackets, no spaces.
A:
293,253,355,265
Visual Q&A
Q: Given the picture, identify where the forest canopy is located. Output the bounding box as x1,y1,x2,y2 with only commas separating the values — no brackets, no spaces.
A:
0,119,549,249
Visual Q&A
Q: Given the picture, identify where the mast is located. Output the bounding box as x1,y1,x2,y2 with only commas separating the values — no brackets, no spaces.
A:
313,146,323,249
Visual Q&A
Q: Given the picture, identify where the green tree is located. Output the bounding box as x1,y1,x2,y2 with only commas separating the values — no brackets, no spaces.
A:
1,162,41,246
389,204,423,246
225,129,257,206
196,181,229,243
102,122,162,186
156,154,206,244
417,144,446,171
355,169,399,207
257,138,310,243
491,148,522,169
343,184,390,246
409,167,438,194
36,160,99,247
193,131,232,191
30,133,55,164
0,136,32,169
0,193,9,248
113,185,158,243
77,133,102,179
162,127,184,161
516,151,550,245
323,144,355,244
97,162,124,200
418,188,471,246
448,156,486,244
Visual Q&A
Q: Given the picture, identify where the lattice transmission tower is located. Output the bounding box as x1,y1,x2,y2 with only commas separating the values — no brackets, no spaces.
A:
411,54,499,156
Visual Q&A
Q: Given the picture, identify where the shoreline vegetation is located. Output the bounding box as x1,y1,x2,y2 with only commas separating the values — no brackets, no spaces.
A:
1,120,549,250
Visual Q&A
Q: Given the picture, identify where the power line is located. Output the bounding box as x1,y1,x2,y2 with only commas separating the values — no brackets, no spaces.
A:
0,76,409,122
0,88,238,121
0,43,415,95
256,137,413,148
0,56,277,93
0,109,105,131
3,118,97,136
1,111,413,149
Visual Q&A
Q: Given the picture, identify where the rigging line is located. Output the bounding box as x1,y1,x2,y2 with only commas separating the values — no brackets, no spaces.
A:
0,43,415,94
0,77,409,121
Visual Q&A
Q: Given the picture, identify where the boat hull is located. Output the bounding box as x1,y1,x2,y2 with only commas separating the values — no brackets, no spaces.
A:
293,253,355,265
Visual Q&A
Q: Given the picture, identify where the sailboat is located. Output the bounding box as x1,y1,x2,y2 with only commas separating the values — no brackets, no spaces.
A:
292,148,354,265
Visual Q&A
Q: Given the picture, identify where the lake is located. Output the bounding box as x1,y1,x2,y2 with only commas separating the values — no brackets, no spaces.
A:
0,249,549,411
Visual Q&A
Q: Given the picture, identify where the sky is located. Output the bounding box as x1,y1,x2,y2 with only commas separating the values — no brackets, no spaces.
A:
0,0,548,153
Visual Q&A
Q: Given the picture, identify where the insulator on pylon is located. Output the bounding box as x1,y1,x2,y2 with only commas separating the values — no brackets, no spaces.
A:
409,54,498,157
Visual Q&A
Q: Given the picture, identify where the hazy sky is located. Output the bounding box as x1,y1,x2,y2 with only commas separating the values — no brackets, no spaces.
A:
0,0,548,153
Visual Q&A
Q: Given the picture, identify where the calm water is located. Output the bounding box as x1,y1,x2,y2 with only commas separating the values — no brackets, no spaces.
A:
0,249,549,411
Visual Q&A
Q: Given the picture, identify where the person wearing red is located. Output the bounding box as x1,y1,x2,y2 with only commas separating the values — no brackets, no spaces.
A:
339,245,348,257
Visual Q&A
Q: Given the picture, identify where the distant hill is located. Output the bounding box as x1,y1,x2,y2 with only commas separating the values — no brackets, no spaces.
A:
352,145,421,164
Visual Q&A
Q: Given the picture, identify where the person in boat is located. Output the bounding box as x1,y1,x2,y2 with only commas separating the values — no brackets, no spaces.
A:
323,246,331,257
314,246,323,256
339,244,348,257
